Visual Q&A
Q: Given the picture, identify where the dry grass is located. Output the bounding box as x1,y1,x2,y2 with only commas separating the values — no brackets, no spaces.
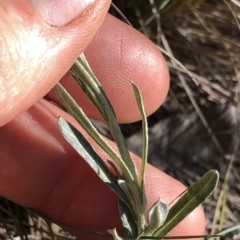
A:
117,0,240,239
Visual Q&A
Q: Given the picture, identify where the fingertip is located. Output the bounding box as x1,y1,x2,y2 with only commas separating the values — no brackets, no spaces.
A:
84,14,170,122
0,0,110,126
47,14,170,123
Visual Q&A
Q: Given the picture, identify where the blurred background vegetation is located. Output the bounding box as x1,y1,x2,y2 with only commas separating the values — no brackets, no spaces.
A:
1,0,240,239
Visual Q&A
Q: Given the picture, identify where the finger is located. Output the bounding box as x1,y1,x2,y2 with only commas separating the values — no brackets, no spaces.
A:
0,0,111,126
0,100,204,239
47,14,170,123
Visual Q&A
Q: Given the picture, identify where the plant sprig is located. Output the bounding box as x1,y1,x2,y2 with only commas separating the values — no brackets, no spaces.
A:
55,53,219,239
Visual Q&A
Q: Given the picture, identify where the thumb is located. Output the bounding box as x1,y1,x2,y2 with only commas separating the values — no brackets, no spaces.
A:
0,0,111,126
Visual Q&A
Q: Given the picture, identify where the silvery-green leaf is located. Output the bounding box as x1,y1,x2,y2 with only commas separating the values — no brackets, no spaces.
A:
131,82,149,235
108,228,124,240
118,180,132,200
118,180,146,232
118,200,138,237
55,83,133,183
70,55,138,183
117,180,136,219
61,54,150,234
153,170,219,237
58,117,129,205
131,82,148,192
145,199,169,236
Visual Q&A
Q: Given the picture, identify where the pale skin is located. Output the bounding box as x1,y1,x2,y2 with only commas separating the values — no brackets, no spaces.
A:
0,1,205,239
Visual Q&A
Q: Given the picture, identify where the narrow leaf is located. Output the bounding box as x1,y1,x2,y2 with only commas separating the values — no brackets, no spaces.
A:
55,83,133,182
131,82,148,230
118,180,146,233
70,54,138,182
119,200,138,237
145,199,169,236
131,82,148,191
117,180,138,224
69,56,148,232
153,170,219,237
58,117,129,204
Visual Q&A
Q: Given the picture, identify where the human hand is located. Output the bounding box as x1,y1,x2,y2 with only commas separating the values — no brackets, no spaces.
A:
0,1,204,239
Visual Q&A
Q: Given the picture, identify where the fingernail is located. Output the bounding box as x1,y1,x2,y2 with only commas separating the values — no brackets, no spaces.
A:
28,0,96,26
